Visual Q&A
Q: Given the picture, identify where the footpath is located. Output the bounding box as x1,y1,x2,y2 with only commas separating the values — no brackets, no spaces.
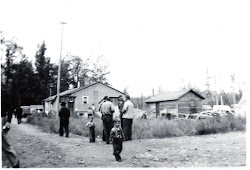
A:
2,118,246,168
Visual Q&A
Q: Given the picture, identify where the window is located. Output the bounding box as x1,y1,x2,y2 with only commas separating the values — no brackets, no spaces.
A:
82,96,89,104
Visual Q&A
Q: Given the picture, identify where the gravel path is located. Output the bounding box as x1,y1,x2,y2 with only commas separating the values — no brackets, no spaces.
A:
2,118,246,168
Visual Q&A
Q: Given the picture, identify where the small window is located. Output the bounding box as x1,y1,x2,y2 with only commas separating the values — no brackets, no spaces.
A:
82,96,89,104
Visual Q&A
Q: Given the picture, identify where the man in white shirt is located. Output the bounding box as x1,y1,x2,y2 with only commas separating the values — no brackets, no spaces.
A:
122,95,134,141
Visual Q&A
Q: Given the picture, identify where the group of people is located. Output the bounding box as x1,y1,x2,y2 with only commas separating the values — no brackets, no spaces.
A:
99,95,134,142
1,94,134,167
98,94,134,161
59,94,134,162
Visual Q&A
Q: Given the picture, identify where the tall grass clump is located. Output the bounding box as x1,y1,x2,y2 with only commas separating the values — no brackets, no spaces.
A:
27,112,103,137
69,116,103,137
132,116,246,139
27,112,59,134
27,112,245,139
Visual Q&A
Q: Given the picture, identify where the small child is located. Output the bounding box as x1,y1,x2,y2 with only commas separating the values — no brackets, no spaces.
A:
86,116,95,143
110,118,124,162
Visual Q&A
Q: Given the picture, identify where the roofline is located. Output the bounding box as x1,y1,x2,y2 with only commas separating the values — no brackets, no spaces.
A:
68,82,125,95
144,99,177,103
144,89,205,103
98,82,126,95
43,82,125,101
188,89,205,99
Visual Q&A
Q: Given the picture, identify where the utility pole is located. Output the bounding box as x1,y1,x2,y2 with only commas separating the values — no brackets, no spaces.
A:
56,22,67,118
213,76,218,105
231,74,236,105
205,68,211,106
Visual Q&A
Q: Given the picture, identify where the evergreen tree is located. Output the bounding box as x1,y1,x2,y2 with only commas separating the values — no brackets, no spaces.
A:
34,41,55,103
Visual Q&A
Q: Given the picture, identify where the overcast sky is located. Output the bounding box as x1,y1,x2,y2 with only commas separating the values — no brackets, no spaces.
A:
1,0,249,97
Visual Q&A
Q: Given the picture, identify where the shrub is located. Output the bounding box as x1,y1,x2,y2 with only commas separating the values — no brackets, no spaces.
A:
27,113,246,139
132,116,246,139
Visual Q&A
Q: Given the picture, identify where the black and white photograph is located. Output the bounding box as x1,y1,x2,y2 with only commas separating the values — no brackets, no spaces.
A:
1,0,249,168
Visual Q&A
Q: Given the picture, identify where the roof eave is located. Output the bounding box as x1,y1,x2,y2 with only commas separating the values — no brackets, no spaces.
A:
145,99,178,103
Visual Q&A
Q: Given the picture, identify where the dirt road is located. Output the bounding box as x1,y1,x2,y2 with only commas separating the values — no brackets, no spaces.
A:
2,118,246,168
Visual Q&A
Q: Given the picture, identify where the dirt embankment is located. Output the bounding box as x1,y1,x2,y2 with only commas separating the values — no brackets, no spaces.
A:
2,118,246,168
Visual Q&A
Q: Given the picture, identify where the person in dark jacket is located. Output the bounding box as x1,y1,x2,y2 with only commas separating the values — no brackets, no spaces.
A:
110,118,124,162
15,107,23,124
2,107,20,168
59,102,70,137
100,96,115,144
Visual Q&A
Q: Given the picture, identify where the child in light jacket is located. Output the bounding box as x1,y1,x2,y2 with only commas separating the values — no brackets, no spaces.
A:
86,116,95,143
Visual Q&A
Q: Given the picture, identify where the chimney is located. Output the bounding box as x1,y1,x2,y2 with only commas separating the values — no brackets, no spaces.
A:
152,89,154,96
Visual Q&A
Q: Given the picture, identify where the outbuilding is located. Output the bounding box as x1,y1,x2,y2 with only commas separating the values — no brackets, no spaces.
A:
144,89,205,117
44,82,125,116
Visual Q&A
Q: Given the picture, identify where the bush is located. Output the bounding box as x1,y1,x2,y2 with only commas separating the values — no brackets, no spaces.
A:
27,113,103,137
132,116,246,139
27,113,246,139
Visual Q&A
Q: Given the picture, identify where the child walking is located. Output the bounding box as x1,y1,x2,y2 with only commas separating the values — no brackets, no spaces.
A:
110,118,124,162
86,116,95,143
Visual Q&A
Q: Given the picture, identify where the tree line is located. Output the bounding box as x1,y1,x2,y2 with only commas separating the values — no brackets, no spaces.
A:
1,32,109,113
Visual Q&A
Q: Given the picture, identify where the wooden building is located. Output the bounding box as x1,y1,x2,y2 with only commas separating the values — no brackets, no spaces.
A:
44,82,125,115
144,89,205,117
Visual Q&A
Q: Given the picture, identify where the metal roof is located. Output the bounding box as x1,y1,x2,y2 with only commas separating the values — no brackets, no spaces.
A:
144,89,205,103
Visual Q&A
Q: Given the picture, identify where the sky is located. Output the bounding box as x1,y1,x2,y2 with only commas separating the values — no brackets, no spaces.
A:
1,0,249,97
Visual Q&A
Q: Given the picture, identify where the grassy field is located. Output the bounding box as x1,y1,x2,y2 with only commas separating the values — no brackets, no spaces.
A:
27,112,246,139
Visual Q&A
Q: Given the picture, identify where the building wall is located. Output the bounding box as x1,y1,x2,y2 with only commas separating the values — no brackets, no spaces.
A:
159,101,177,110
147,91,203,115
44,100,57,114
177,92,203,113
72,83,124,113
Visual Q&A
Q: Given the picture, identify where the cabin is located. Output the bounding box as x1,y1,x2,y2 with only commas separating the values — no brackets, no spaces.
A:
43,82,125,116
144,89,205,117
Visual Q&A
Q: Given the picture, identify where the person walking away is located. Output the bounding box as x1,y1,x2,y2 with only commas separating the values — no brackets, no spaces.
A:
59,102,70,137
118,95,125,128
100,96,115,144
15,107,23,124
86,116,96,142
122,95,134,141
110,118,124,162
2,108,20,168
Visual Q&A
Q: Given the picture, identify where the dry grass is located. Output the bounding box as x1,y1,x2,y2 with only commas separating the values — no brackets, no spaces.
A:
27,112,246,139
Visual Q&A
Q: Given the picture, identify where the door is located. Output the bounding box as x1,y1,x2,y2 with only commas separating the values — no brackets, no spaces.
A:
190,100,196,113
68,102,74,115
156,102,160,118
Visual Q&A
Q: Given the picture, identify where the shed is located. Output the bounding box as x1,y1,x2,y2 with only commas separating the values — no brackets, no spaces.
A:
44,82,125,115
144,89,205,117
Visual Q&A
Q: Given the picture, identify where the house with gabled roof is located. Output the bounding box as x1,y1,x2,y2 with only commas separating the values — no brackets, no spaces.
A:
44,82,125,115
144,89,205,117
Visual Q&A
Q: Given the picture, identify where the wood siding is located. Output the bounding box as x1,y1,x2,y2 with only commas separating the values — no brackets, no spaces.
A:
72,83,124,113
147,91,203,115
178,92,203,113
